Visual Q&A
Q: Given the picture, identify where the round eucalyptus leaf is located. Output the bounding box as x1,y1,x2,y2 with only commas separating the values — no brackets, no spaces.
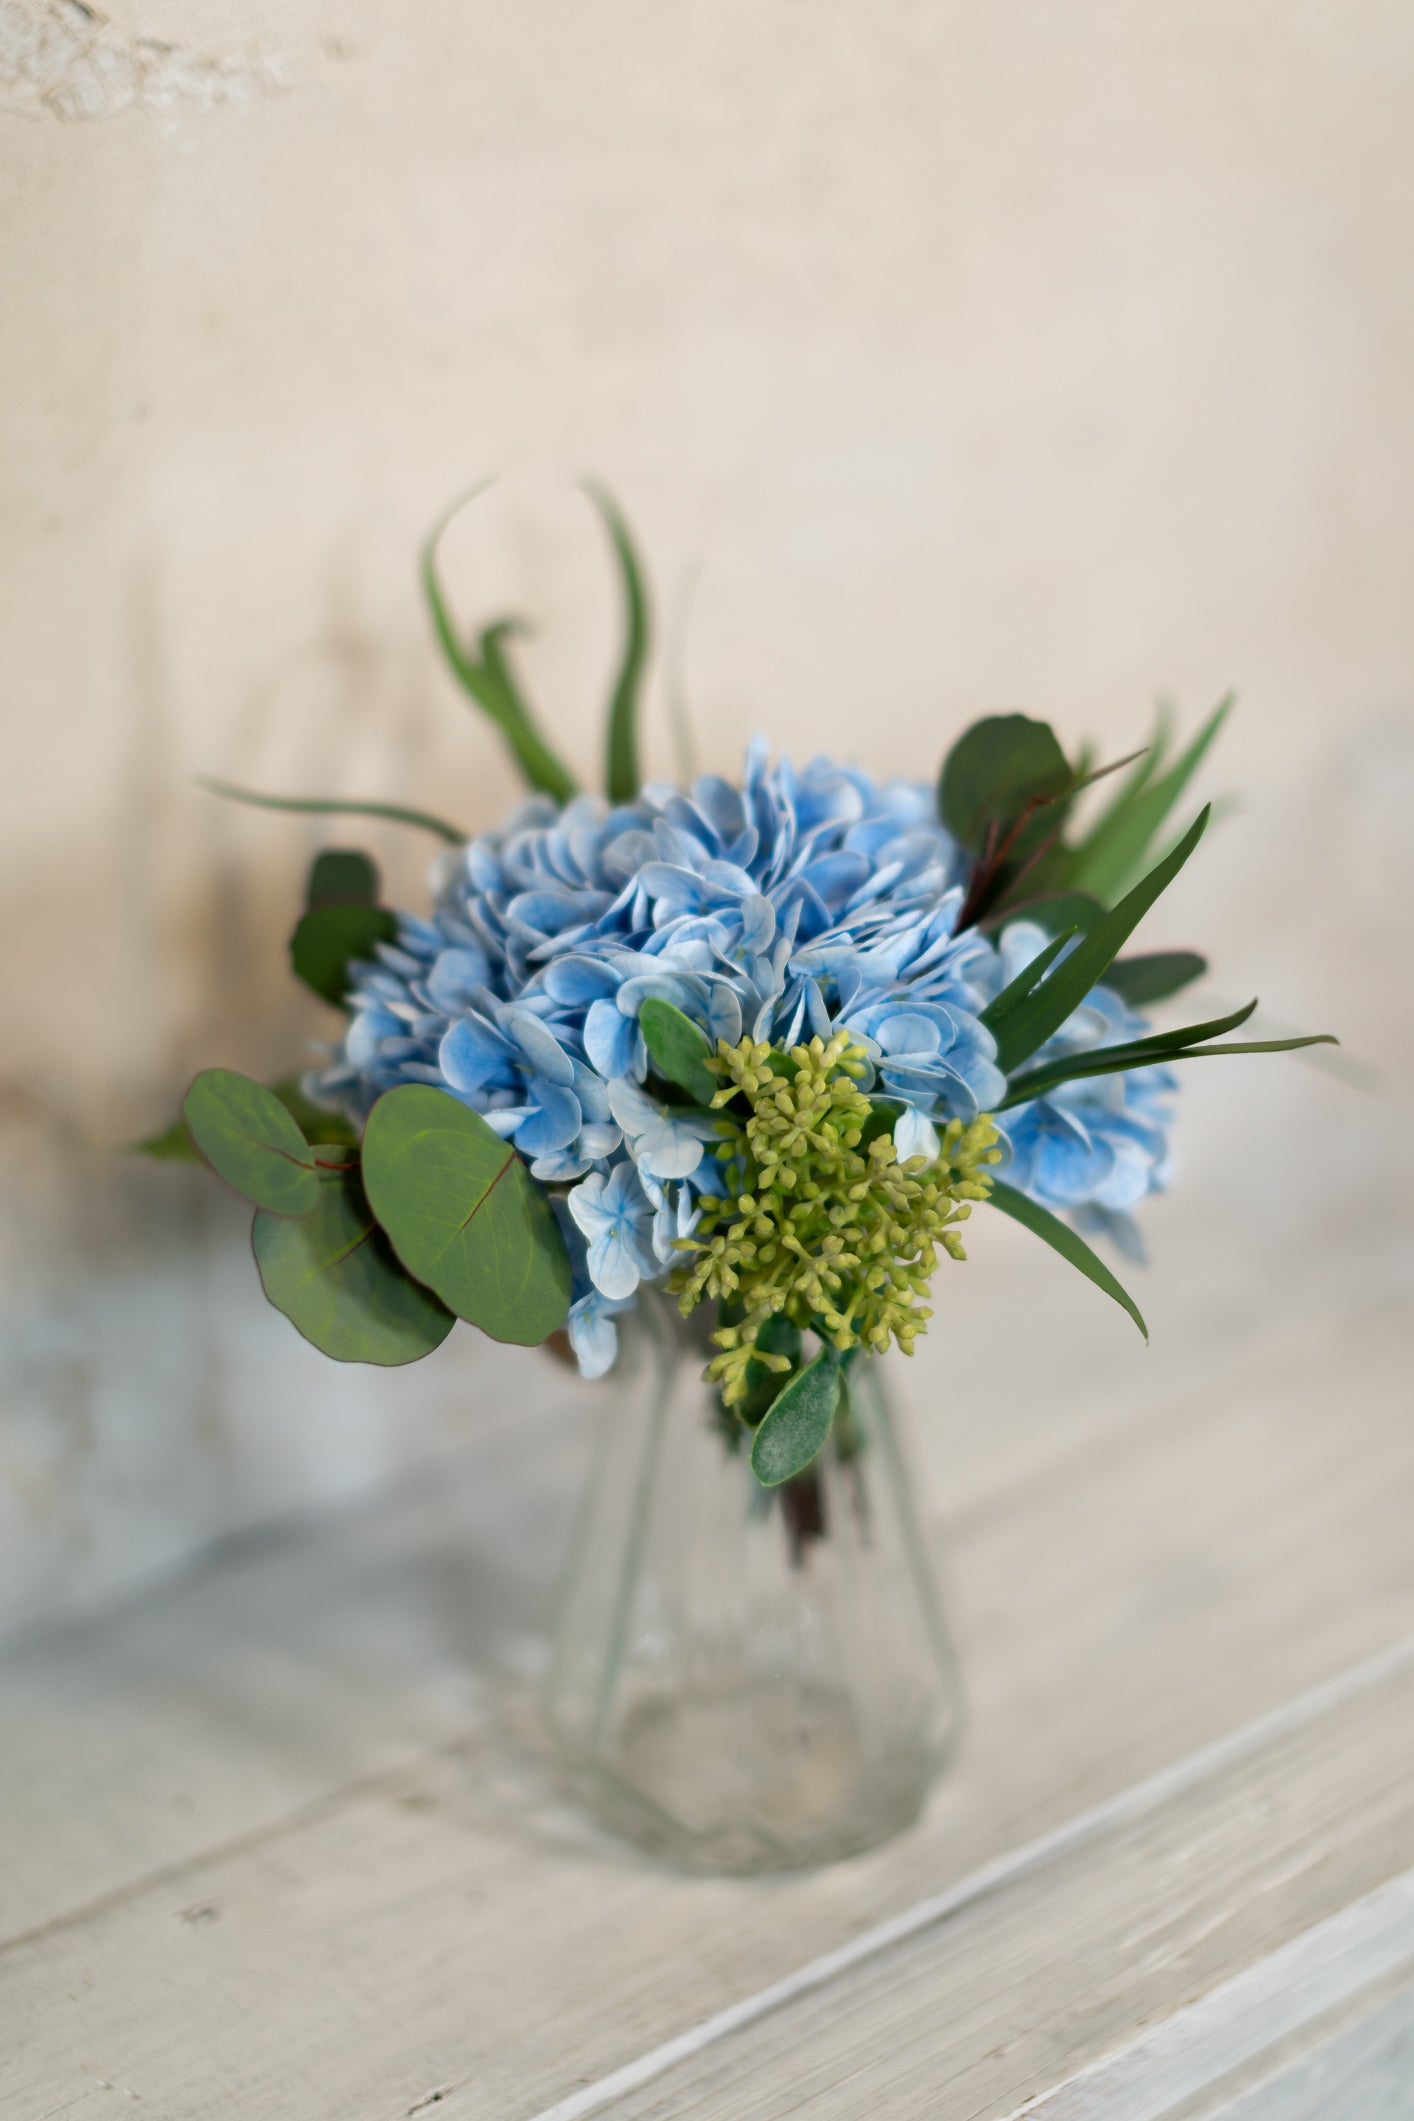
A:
253,1161,454,1366
939,714,1072,852
290,902,398,1007
306,848,380,908
361,1085,572,1346
182,1068,319,1216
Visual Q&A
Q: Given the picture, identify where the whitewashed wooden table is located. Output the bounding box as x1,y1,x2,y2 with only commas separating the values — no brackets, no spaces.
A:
4,1248,1414,2118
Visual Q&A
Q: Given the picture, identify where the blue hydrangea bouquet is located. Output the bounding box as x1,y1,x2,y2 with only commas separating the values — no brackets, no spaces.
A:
147,487,1333,1493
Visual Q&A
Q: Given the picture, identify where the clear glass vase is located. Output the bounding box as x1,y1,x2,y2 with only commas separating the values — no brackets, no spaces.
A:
545,1294,965,1875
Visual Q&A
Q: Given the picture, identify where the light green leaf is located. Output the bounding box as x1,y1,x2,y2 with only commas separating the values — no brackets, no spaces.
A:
638,999,718,1107
182,1068,320,1216
361,1085,572,1345
585,482,650,803
290,902,398,1007
422,494,578,803
306,849,379,907
988,1181,1148,1341
1069,695,1232,901
1101,950,1207,1007
254,1156,454,1366
749,1353,841,1486
197,777,465,845
131,1116,201,1162
939,714,1072,853
992,806,1211,1076
981,889,1106,938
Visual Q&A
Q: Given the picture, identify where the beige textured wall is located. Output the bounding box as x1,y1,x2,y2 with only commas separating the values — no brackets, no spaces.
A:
3,0,1413,1633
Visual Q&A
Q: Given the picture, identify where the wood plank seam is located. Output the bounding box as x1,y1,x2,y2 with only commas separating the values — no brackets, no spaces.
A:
515,1629,1414,2121
995,1864,1414,2119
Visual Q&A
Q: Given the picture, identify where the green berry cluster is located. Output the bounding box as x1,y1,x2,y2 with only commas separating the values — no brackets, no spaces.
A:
671,1030,1001,1405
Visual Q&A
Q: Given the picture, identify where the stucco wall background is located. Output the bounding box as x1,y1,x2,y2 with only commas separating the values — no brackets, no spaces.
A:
2,0,1412,1637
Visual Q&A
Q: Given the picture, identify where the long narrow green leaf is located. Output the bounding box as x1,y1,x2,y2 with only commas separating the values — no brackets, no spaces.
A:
1102,950,1207,1006
422,495,578,802
1003,1030,1337,1106
993,806,1212,1075
988,1181,1148,1340
198,778,465,845
979,927,1077,1034
1069,696,1232,901
585,482,650,802
1003,998,1259,1105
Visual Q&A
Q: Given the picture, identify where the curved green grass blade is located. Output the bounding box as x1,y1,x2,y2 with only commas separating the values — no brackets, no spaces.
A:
988,1180,1148,1340
585,481,650,803
750,1353,841,1486
198,777,464,845
254,1158,454,1367
422,493,578,803
979,927,1077,1034
361,1085,571,1345
183,1068,320,1216
1069,696,1232,901
1003,998,1260,1106
992,806,1212,1076
1003,1028,1338,1106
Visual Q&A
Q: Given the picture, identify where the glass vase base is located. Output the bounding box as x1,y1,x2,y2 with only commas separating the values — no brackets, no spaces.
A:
558,1670,950,1876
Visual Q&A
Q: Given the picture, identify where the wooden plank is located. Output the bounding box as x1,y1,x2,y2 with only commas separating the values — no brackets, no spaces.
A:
1,1295,1411,2118
593,1669,1414,2119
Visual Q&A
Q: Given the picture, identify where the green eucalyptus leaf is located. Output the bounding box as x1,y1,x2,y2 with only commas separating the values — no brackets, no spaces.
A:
422,495,578,803
988,1180,1148,1341
992,806,1211,1076
1102,951,1208,1007
198,777,465,845
585,482,650,803
182,1068,320,1215
290,902,398,1007
254,1156,454,1367
749,1352,841,1486
361,1084,572,1345
1001,998,1259,1105
1069,696,1231,901
638,999,718,1107
268,1077,358,1147
306,849,379,908
939,714,1072,853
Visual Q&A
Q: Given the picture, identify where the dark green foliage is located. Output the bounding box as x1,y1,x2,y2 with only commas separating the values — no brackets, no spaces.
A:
990,807,1212,1075
290,902,398,1007
987,1181,1148,1341
939,715,1072,853
1067,697,1232,901
638,999,718,1108
422,494,578,803
253,1154,454,1366
1102,951,1208,1007
361,1085,572,1345
198,777,465,844
306,849,379,908
749,1352,841,1486
586,482,650,803
181,1069,321,1216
